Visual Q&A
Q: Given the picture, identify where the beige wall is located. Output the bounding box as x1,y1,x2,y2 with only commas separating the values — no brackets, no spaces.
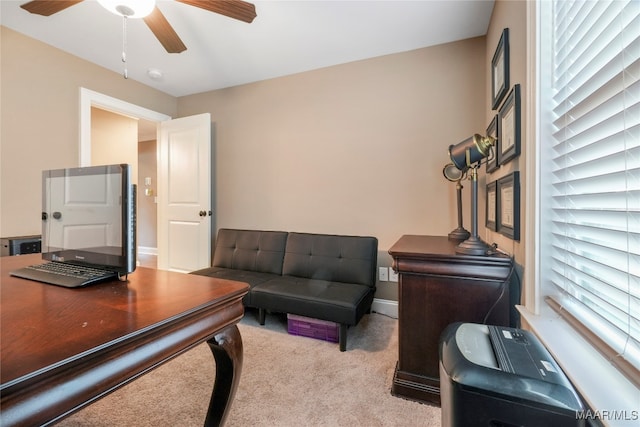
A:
90,107,139,182
177,38,486,301
481,0,527,261
177,37,487,258
138,140,158,249
0,26,176,238
480,1,527,294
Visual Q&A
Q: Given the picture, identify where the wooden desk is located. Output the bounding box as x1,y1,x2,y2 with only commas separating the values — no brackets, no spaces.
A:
0,254,249,427
389,235,517,405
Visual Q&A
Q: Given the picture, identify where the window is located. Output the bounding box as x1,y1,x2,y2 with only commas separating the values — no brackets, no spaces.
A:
539,0,639,384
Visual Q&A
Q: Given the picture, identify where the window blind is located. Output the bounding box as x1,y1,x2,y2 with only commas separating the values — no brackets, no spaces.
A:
544,0,640,380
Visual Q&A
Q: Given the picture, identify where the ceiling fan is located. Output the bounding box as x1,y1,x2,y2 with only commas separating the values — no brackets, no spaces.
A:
19,0,257,54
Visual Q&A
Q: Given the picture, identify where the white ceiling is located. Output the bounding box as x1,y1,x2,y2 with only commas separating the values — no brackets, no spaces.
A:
1,0,495,98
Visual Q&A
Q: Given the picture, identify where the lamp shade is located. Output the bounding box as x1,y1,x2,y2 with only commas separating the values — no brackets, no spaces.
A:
448,134,495,171
443,163,465,182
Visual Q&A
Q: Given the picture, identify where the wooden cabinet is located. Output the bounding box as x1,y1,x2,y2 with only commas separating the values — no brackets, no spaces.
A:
388,235,518,405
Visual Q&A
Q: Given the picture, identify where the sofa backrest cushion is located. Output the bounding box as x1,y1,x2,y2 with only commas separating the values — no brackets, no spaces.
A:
282,232,378,287
213,229,288,275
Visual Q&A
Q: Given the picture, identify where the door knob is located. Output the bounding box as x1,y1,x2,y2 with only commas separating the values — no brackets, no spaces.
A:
199,210,206,217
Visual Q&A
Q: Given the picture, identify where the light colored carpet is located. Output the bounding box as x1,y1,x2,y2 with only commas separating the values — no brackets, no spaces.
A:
59,310,440,426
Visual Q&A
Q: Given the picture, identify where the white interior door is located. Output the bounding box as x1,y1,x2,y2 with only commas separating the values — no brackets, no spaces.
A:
157,113,212,272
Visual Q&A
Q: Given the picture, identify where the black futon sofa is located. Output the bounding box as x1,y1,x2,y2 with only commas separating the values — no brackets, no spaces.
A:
191,228,378,351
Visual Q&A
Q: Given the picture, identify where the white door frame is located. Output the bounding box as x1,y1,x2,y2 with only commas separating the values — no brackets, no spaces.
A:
78,87,171,166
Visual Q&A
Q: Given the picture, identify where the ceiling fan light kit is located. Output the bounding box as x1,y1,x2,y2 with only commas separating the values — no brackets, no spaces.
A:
20,0,257,82
20,0,257,54
96,0,156,18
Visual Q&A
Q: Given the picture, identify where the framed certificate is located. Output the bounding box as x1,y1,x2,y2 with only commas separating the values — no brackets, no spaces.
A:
491,28,509,110
497,171,520,241
486,115,500,173
486,180,497,231
498,84,521,165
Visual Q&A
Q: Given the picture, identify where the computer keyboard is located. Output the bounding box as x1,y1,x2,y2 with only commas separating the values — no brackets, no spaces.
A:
10,261,118,288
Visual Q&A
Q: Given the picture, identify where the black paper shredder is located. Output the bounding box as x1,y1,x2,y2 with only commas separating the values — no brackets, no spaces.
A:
439,322,585,427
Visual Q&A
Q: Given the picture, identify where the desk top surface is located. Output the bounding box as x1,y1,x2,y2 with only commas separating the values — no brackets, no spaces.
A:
0,254,248,386
388,235,511,261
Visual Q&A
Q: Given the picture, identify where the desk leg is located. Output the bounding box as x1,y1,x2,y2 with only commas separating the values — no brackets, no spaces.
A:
204,325,243,427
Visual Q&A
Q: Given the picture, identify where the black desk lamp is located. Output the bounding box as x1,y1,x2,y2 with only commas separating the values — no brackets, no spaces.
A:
443,164,470,241
447,134,495,255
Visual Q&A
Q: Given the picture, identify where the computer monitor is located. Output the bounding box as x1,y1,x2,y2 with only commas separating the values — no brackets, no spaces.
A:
41,164,136,275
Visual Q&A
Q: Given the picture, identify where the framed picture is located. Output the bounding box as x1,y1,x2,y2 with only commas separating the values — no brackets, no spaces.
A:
491,28,509,110
486,180,497,231
498,84,521,165
486,115,500,173
496,171,520,241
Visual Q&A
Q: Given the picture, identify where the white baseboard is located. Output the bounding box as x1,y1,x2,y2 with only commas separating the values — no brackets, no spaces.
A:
371,298,398,319
138,246,158,256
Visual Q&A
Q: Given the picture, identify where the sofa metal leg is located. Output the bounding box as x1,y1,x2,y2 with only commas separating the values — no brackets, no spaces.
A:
258,308,266,325
339,324,347,351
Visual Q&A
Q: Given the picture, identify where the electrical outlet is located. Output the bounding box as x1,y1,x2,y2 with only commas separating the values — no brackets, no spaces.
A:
378,267,389,282
389,268,399,282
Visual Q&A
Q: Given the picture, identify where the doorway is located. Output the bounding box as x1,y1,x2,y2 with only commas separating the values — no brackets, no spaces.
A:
79,88,171,267
80,88,214,272
136,120,158,268
91,108,159,267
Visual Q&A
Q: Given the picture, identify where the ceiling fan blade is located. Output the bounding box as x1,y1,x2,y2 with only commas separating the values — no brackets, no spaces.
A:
177,0,256,23
20,0,84,16
143,6,187,54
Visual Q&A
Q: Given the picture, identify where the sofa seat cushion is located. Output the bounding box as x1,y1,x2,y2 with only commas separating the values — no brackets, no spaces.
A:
190,267,280,306
250,276,375,325
212,229,288,275
282,232,378,288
